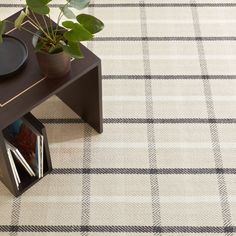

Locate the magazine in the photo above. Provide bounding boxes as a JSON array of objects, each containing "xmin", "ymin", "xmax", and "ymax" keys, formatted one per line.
[
  {"xmin": 6, "ymin": 146, "xmax": 20, "ymax": 189},
  {"xmin": 4, "ymin": 118, "xmax": 44, "ymax": 181},
  {"xmin": 5, "ymin": 140, "xmax": 35, "ymax": 177}
]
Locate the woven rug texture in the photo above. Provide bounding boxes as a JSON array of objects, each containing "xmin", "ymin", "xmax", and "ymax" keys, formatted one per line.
[{"xmin": 0, "ymin": 0, "xmax": 236, "ymax": 235}]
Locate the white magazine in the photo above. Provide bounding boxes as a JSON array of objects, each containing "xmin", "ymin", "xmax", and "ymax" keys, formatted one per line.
[
  {"xmin": 7, "ymin": 149, "xmax": 20, "ymax": 189},
  {"xmin": 6, "ymin": 140, "xmax": 36, "ymax": 177}
]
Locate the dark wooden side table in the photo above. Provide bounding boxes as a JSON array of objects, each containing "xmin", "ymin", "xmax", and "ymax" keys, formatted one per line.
[{"xmin": 0, "ymin": 11, "xmax": 103, "ymax": 196}]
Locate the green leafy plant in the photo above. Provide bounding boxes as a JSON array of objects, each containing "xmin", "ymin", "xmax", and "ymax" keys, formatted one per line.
[{"xmin": 0, "ymin": 0, "xmax": 104, "ymax": 58}]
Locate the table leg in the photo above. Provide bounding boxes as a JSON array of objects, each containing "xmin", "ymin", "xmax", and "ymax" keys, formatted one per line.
[{"xmin": 56, "ymin": 63, "xmax": 103, "ymax": 133}]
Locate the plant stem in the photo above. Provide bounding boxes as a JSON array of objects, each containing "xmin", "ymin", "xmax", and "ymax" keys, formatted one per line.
[
  {"xmin": 54, "ymin": 2, "xmax": 70, "ymax": 35},
  {"xmin": 25, "ymin": 15, "xmax": 40, "ymax": 29},
  {"xmin": 48, "ymin": 13, "xmax": 55, "ymax": 39},
  {"xmin": 27, "ymin": 15, "xmax": 46, "ymax": 33},
  {"xmin": 42, "ymin": 15, "xmax": 50, "ymax": 35},
  {"xmin": 55, "ymin": 11, "xmax": 63, "ymax": 35},
  {"xmin": 31, "ymin": 11, "xmax": 43, "ymax": 29},
  {"xmin": 30, "ymin": 10, "xmax": 54, "ymax": 42},
  {"xmin": 5, "ymin": 20, "xmax": 47, "ymax": 41}
]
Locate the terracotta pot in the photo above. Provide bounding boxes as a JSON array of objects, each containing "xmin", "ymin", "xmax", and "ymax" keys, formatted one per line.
[{"xmin": 32, "ymin": 32, "xmax": 71, "ymax": 79}]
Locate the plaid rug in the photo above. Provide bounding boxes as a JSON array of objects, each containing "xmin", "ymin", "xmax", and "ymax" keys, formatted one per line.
[{"xmin": 0, "ymin": 0, "xmax": 236, "ymax": 235}]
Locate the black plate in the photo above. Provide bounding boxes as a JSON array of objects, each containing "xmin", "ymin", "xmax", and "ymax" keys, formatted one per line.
[{"xmin": 0, "ymin": 35, "xmax": 28, "ymax": 78}]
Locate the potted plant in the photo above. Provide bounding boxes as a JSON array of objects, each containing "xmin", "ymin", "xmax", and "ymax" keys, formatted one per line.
[{"xmin": 0, "ymin": 0, "xmax": 104, "ymax": 78}]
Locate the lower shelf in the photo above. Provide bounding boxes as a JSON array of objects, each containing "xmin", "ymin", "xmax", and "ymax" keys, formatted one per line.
[{"xmin": 0, "ymin": 112, "xmax": 52, "ymax": 196}]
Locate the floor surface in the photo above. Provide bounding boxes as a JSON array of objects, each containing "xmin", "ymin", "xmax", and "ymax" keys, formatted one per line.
[{"xmin": 0, "ymin": 0, "xmax": 236, "ymax": 235}]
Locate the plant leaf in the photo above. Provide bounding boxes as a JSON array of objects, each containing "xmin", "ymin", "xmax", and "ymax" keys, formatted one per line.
[
  {"xmin": 49, "ymin": 44, "xmax": 63, "ymax": 54},
  {"xmin": 0, "ymin": 20, "xmax": 6, "ymax": 44},
  {"xmin": 62, "ymin": 41, "xmax": 83, "ymax": 59},
  {"xmin": 76, "ymin": 14, "xmax": 104, "ymax": 34},
  {"xmin": 69, "ymin": 0, "xmax": 90, "ymax": 10},
  {"xmin": 62, "ymin": 20, "xmax": 75, "ymax": 29},
  {"xmin": 30, "ymin": 5, "xmax": 50, "ymax": 15},
  {"xmin": 60, "ymin": 6, "xmax": 76, "ymax": 19},
  {"xmin": 26, "ymin": 0, "xmax": 51, "ymax": 8},
  {"xmin": 14, "ymin": 10, "xmax": 27, "ymax": 29},
  {"xmin": 34, "ymin": 39, "xmax": 44, "ymax": 51},
  {"xmin": 27, "ymin": 0, "xmax": 51, "ymax": 15},
  {"xmin": 63, "ymin": 23, "xmax": 93, "ymax": 42}
]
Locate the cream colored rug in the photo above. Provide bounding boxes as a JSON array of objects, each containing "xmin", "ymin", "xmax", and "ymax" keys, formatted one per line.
[{"xmin": 0, "ymin": 0, "xmax": 236, "ymax": 235}]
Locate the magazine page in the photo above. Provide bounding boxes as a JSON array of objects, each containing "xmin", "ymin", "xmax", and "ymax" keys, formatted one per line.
[{"xmin": 4, "ymin": 119, "xmax": 39, "ymax": 177}]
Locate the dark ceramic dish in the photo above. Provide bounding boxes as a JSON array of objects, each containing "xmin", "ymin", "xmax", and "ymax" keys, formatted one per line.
[{"xmin": 0, "ymin": 35, "xmax": 28, "ymax": 78}]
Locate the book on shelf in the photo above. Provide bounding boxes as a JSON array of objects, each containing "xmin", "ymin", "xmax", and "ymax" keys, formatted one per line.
[
  {"xmin": 22, "ymin": 118, "xmax": 44, "ymax": 178},
  {"xmin": 3, "ymin": 118, "xmax": 44, "ymax": 188},
  {"xmin": 5, "ymin": 140, "xmax": 35, "ymax": 177},
  {"xmin": 6, "ymin": 146, "xmax": 20, "ymax": 189}
]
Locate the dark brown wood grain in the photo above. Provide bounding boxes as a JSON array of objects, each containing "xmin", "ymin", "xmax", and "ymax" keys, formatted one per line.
[
  {"xmin": 0, "ymin": 10, "xmax": 103, "ymax": 196},
  {"xmin": 0, "ymin": 10, "xmax": 103, "ymax": 132}
]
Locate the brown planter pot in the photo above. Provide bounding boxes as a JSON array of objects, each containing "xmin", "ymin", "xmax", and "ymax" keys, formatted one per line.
[
  {"xmin": 32, "ymin": 32, "xmax": 71, "ymax": 79},
  {"xmin": 35, "ymin": 50, "xmax": 71, "ymax": 79}
]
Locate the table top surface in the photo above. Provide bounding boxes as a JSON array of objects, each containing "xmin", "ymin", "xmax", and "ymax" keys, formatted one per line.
[{"xmin": 0, "ymin": 10, "xmax": 100, "ymax": 130}]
